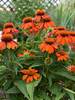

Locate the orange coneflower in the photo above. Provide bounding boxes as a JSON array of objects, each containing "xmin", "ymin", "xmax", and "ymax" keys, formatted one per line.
[
  {"xmin": 54, "ymin": 30, "xmax": 75, "ymax": 36},
  {"xmin": 3, "ymin": 22, "xmax": 19, "ymax": 36},
  {"xmin": 0, "ymin": 33, "xmax": 18, "ymax": 50},
  {"xmin": 34, "ymin": 9, "xmax": 45, "ymax": 22},
  {"xmin": 21, "ymin": 17, "xmax": 33, "ymax": 29},
  {"xmin": 23, "ymin": 17, "xmax": 32, "ymax": 23},
  {"xmin": 67, "ymin": 65, "xmax": 75, "ymax": 72},
  {"xmin": 53, "ymin": 26, "xmax": 66, "ymax": 31},
  {"xmin": 35, "ymin": 13, "xmax": 55, "ymax": 29},
  {"xmin": 7, "ymin": 41, "xmax": 18, "ymax": 49},
  {"xmin": 42, "ymin": 15, "xmax": 55, "ymax": 28},
  {"xmin": 53, "ymin": 27, "xmax": 67, "ymax": 36},
  {"xmin": 39, "ymin": 37, "xmax": 58, "ymax": 54},
  {"xmin": 4, "ymin": 22, "xmax": 14, "ymax": 28},
  {"xmin": 22, "ymin": 9, "xmax": 55, "ymax": 30},
  {"xmin": 20, "ymin": 68, "xmax": 41, "ymax": 83},
  {"xmin": 54, "ymin": 29, "xmax": 75, "ymax": 45},
  {"xmin": 56, "ymin": 35, "xmax": 72, "ymax": 45},
  {"xmin": 2, "ymin": 33, "xmax": 13, "ymax": 42},
  {"xmin": 21, "ymin": 17, "xmax": 39, "ymax": 34},
  {"xmin": 3, "ymin": 28, "xmax": 12, "ymax": 34},
  {"xmin": 56, "ymin": 51, "xmax": 69, "ymax": 61},
  {"xmin": 36, "ymin": 9, "xmax": 45, "ymax": 16},
  {"xmin": 18, "ymin": 50, "xmax": 35, "ymax": 57},
  {"xmin": 3, "ymin": 28, "xmax": 19, "ymax": 35},
  {"xmin": 0, "ymin": 40, "xmax": 18, "ymax": 50},
  {"xmin": 29, "ymin": 25, "xmax": 39, "ymax": 34}
]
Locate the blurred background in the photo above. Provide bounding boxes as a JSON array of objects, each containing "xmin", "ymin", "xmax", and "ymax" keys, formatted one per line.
[{"xmin": 0, "ymin": 0, "xmax": 75, "ymax": 30}]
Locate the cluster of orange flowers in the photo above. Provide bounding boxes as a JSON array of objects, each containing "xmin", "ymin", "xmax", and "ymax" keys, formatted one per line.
[
  {"xmin": 0, "ymin": 9, "xmax": 75, "ymax": 83},
  {"xmin": 39, "ymin": 37, "xmax": 69, "ymax": 61},
  {"xmin": 0, "ymin": 23, "xmax": 18, "ymax": 50},
  {"xmin": 20, "ymin": 68, "xmax": 41, "ymax": 83},
  {"xmin": 20, "ymin": 9, "xmax": 55, "ymax": 34},
  {"xmin": 37, "ymin": 10, "xmax": 75, "ymax": 63}
]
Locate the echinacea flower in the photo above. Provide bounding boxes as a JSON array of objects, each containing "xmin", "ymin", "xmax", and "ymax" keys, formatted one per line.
[
  {"xmin": 4, "ymin": 22, "xmax": 14, "ymax": 28},
  {"xmin": 29, "ymin": 25, "xmax": 39, "ymax": 34},
  {"xmin": 53, "ymin": 26, "xmax": 66, "ymax": 31},
  {"xmin": 21, "ymin": 17, "xmax": 39, "ymax": 34},
  {"xmin": 54, "ymin": 30, "xmax": 75, "ymax": 36},
  {"xmin": 3, "ymin": 28, "xmax": 19, "ymax": 36},
  {"xmin": 0, "ymin": 40, "xmax": 18, "ymax": 50},
  {"xmin": 34, "ymin": 9, "xmax": 45, "ymax": 22},
  {"xmin": 18, "ymin": 50, "xmax": 35, "ymax": 57},
  {"xmin": 39, "ymin": 37, "xmax": 58, "ymax": 54},
  {"xmin": 42, "ymin": 15, "xmax": 55, "ymax": 28},
  {"xmin": 56, "ymin": 51, "xmax": 69, "ymax": 61},
  {"xmin": 36, "ymin": 9, "xmax": 45, "ymax": 16},
  {"xmin": 2, "ymin": 33, "xmax": 13, "ymax": 42},
  {"xmin": 7, "ymin": 41, "xmax": 18, "ymax": 49},
  {"xmin": 34, "ymin": 13, "xmax": 55, "ymax": 29},
  {"xmin": 21, "ymin": 17, "xmax": 33, "ymax": 29},
  {"xmin": 67, "ymin": 65, "xmax": 75, "ymax": 72},
  {"xmin": 53, "ymin": 28, "xmax": 75, "ymax": 44},
  {"xmin": 3, "ymin": 22, "xmax": 19, "ymax": 36},
  {"xmin": 0, "ymin": 33, "xmax": 18, "ymax": 50},
  {"xmin": 56, "ymin": 35, "xmax": 72, "ymax": 45},
  {"xmin": 22, "ymin": 17, "xmax": 32, "ymax": 23},
  {"xmin": 20, "ymin": 68, "xmax": 41, "ymax": 83}
]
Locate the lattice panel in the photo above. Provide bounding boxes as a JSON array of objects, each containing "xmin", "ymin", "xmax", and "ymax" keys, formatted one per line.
[
  {"xmin": 0, "ymin": 0, "xmax": 60, "ymax": 11},
  {"xmin": 0, "ymin": 0, "xmax": 14, "ymax": 11}
]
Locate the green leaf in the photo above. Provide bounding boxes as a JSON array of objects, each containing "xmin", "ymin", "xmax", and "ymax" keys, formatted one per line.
[
  {"xmin": 34, "ymin": 96, "xmax": 43, "ymax": 100},
  {"xmin": 7, "ymin": 86, "xmax": 20, "ymax": 94},
  {"xmin": 30, "ymin": 64, "xmax": 41, "ymax": 68},
  {"xmin": 53, "ymin": 68, "xmax": 75, "ymax": 81},
  {"xmin": 50, "ymin": 83, "xmax": 62, "ymax": 96},
  {"xmin": 67, "ymin": 92, "xmax": 75, "ymax": 100},
  {"xmin": 55, "ymin": 93, "xmax": 65, "ymax": 100},
  {"xmin": 0, "ymin": 65, "xmax": 6, "ymax": 72},
  {"xmin": 48, "ymin": 75, "xmax": 52, "ymax": 87},
  {"xmin": 34, "ymin": 90, "xmax": 51, "ymax": 100},
  {"xmin": 63, "ymin": 87, "xmax": 75, "ymax": 94},
  {"xmin": 14, "ymin": 78, "xmax": 41, "ymax": 100},
  {"xmin": 14, "ymin": 80, "xmax": 29, "ymax": 99},
  {"xmin": 26, "ymin": 77, "xmax": 41, "ymax": 100}
]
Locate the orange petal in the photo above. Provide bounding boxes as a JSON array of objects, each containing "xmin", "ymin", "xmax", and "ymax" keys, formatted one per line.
[
  {"xmin": 26, "ymin": 76, "xmax": 33, "ymax": 83},
  {"xmin": 0, "ymin": 42, "xmax": 6, "ymax": 50},
  {"xmin": 33, "ymin": 73, "xmax": 40, "ymax": 80},
  {"xmin": 22, "ymin": 75, "xmax": 28, "ymax": 81},
  {"xmin": 7, "ymin": 41, "xmax": 18, "ymax": 49}
]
